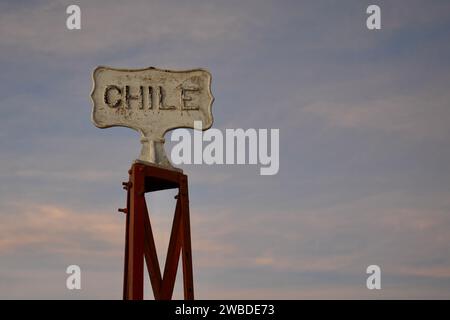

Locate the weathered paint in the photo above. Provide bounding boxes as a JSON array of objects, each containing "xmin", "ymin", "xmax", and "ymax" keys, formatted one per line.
[{"xmin": 91, "ymin": 66, "xmax": 214, "ymax": 169}]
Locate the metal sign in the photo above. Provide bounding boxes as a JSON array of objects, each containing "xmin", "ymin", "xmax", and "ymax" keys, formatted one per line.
[{"xmin": 91, "ymin": 66, "xmax": 214, "ymax": 169}]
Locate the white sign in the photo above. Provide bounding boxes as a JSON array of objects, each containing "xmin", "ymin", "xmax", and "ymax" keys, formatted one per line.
[{"xmin": 91, "ymin": 66, "xmax": 214, "ymax": 170}]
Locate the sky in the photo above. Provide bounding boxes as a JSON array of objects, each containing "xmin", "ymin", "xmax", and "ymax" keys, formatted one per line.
[{"xmin": 1, "ymin": 0, "xmax": 450, "ymax": 299}]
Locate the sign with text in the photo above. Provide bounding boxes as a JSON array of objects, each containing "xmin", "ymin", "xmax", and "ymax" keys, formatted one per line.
[{"xmin": 91, "ymin": 66, "xmax": 214, "ymax": 169}]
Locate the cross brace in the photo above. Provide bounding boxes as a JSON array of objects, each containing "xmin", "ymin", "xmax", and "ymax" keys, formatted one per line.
[{"xmin": 121, "ymin": 163, "xmax": 194, "ymax": 300}]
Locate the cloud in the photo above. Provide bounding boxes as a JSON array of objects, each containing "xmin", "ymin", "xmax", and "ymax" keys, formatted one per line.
[
  {"xmin": 12, "ymin": 169, "xmax": 119, "ymax": 183},
  {"xmin": 298, "ymin": 75, "xmax": 450, "ymax": 141},
  {"xmin": 1, "ymin": 186, "xmax": 450, "ymax": 298},
  {"xmin": 193, "ymin": 189, "xmax": 450, "ymax": 293},
  {"xmin": 1, "ymin": 0, "xmax": 450, "ymax": 299},
  {"xmin": 0, "ymin": 0, "xmax": 262, "ymax": 56},
  {"xmin": 0, "ymin": 203, "xmax": 123, "ymax": 256}
]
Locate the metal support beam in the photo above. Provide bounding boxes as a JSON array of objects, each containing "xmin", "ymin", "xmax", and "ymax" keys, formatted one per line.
[{"xmin": 121, "ymin": 163, "xmax": 194, "ymax": 300}]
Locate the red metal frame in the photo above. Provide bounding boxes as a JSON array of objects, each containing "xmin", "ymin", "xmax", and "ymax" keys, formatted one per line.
[{"xmin": 120, "ymin": 163, "xmax": 194, "ymax": 300}]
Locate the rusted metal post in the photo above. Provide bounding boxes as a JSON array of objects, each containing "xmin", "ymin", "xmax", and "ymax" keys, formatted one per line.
[
  {"xmin": 180, "ymin": 175, "xmax": 194, "ymax": 300},
  {"xmin": 126, "ymin": 165, "xmax": 145, "ymax": 299},
  {"xmin": 122, "ymin": 162, "xmax": 194, "ymax": 300},
  {"xmin": 122, "ymin": 178, "xmax": 131, "ymax": 299}
]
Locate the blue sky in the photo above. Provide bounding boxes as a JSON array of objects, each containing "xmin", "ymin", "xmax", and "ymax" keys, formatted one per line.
[{"xmin": 1, "ymin": 0, "xmax": 450, "ymax": 299}]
